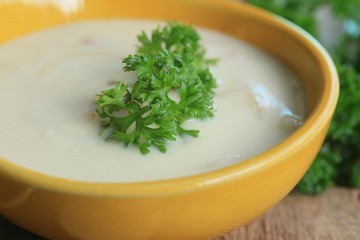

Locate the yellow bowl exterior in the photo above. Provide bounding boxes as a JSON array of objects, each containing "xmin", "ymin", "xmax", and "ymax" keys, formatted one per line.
[{"xmin": 0, "ymin": 0, "xmax": 339, "ymax": 239}]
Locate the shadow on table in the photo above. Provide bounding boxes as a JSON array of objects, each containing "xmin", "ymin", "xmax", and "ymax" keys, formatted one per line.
[{"xmin": 0, "ymin": 217, "xmax": 46, "ymax": 240}]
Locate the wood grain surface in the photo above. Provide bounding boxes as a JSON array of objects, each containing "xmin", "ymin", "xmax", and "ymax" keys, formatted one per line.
[{"xmin": 1, "ymin": 187, "xmax": 359, "ymax": 240}]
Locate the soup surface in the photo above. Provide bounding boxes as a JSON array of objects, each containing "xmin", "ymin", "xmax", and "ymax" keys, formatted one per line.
[{"xmin": 0, "ymin": 20, "xmax": 305, "ymax": 182}]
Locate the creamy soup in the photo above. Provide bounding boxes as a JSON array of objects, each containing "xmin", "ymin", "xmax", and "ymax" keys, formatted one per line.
[{"xmin": 0, "ymin": 20, "xmax": 305, "ymax": 182}]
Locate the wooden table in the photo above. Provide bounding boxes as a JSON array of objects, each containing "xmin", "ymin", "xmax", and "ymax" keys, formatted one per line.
[{"xmin": 1, "ymin": 187, "xmax": 359, "ymax": 240}]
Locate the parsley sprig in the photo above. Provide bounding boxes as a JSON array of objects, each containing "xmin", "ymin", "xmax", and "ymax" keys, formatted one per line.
[{"xmin": 96, "ymin": 22, "xmax": 217, "ymax": 154}]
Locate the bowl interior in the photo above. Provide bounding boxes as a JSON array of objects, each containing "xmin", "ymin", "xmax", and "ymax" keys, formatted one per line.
[{"xmin": 0, "ymin": 0, "xmax": 338, "ymax": 195}]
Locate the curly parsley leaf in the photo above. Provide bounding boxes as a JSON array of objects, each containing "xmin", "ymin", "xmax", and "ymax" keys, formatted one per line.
[{"xmin": 96, "ymin": 22, "xmax": 217, "ymax": 154}]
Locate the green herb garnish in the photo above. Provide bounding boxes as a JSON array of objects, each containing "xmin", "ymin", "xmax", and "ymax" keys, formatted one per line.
[{"xmin": 95, "ymin": 22, "xmax": 217, "ymax": 154}]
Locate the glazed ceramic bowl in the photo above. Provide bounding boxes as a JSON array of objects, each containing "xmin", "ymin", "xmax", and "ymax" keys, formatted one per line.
[{"xmin": 0, "ymin": 0, "xmax": 338, "ymax": 239}]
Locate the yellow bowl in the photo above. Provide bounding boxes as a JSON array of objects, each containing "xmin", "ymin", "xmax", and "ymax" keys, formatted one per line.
[{"xmin": 0, "ymin": 0, "xmax": 339, "ymax": 239}]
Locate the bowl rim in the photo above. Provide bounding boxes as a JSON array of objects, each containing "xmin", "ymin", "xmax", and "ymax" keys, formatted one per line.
[{"xmin": 0, "ymin": 0, "xmax": 339, "ymax": 196}]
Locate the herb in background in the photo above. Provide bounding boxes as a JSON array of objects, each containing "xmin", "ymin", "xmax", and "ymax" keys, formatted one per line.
[
  {"xmin": 96, "ymin": 22, "xmax": 217, "ymax": 154},
  {"xmin": 248, "ymin": 0, "xmax": 360, "ymax": 194}
]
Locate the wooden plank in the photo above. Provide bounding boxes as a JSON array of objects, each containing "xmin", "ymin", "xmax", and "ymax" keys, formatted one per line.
[
  {"xmin": 1, "ymin": 187, "xmax": 359, "ymax": 239},
  {"xmin": 215, "ymin": 187, "xmax": 360, "ymax": 240}
]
